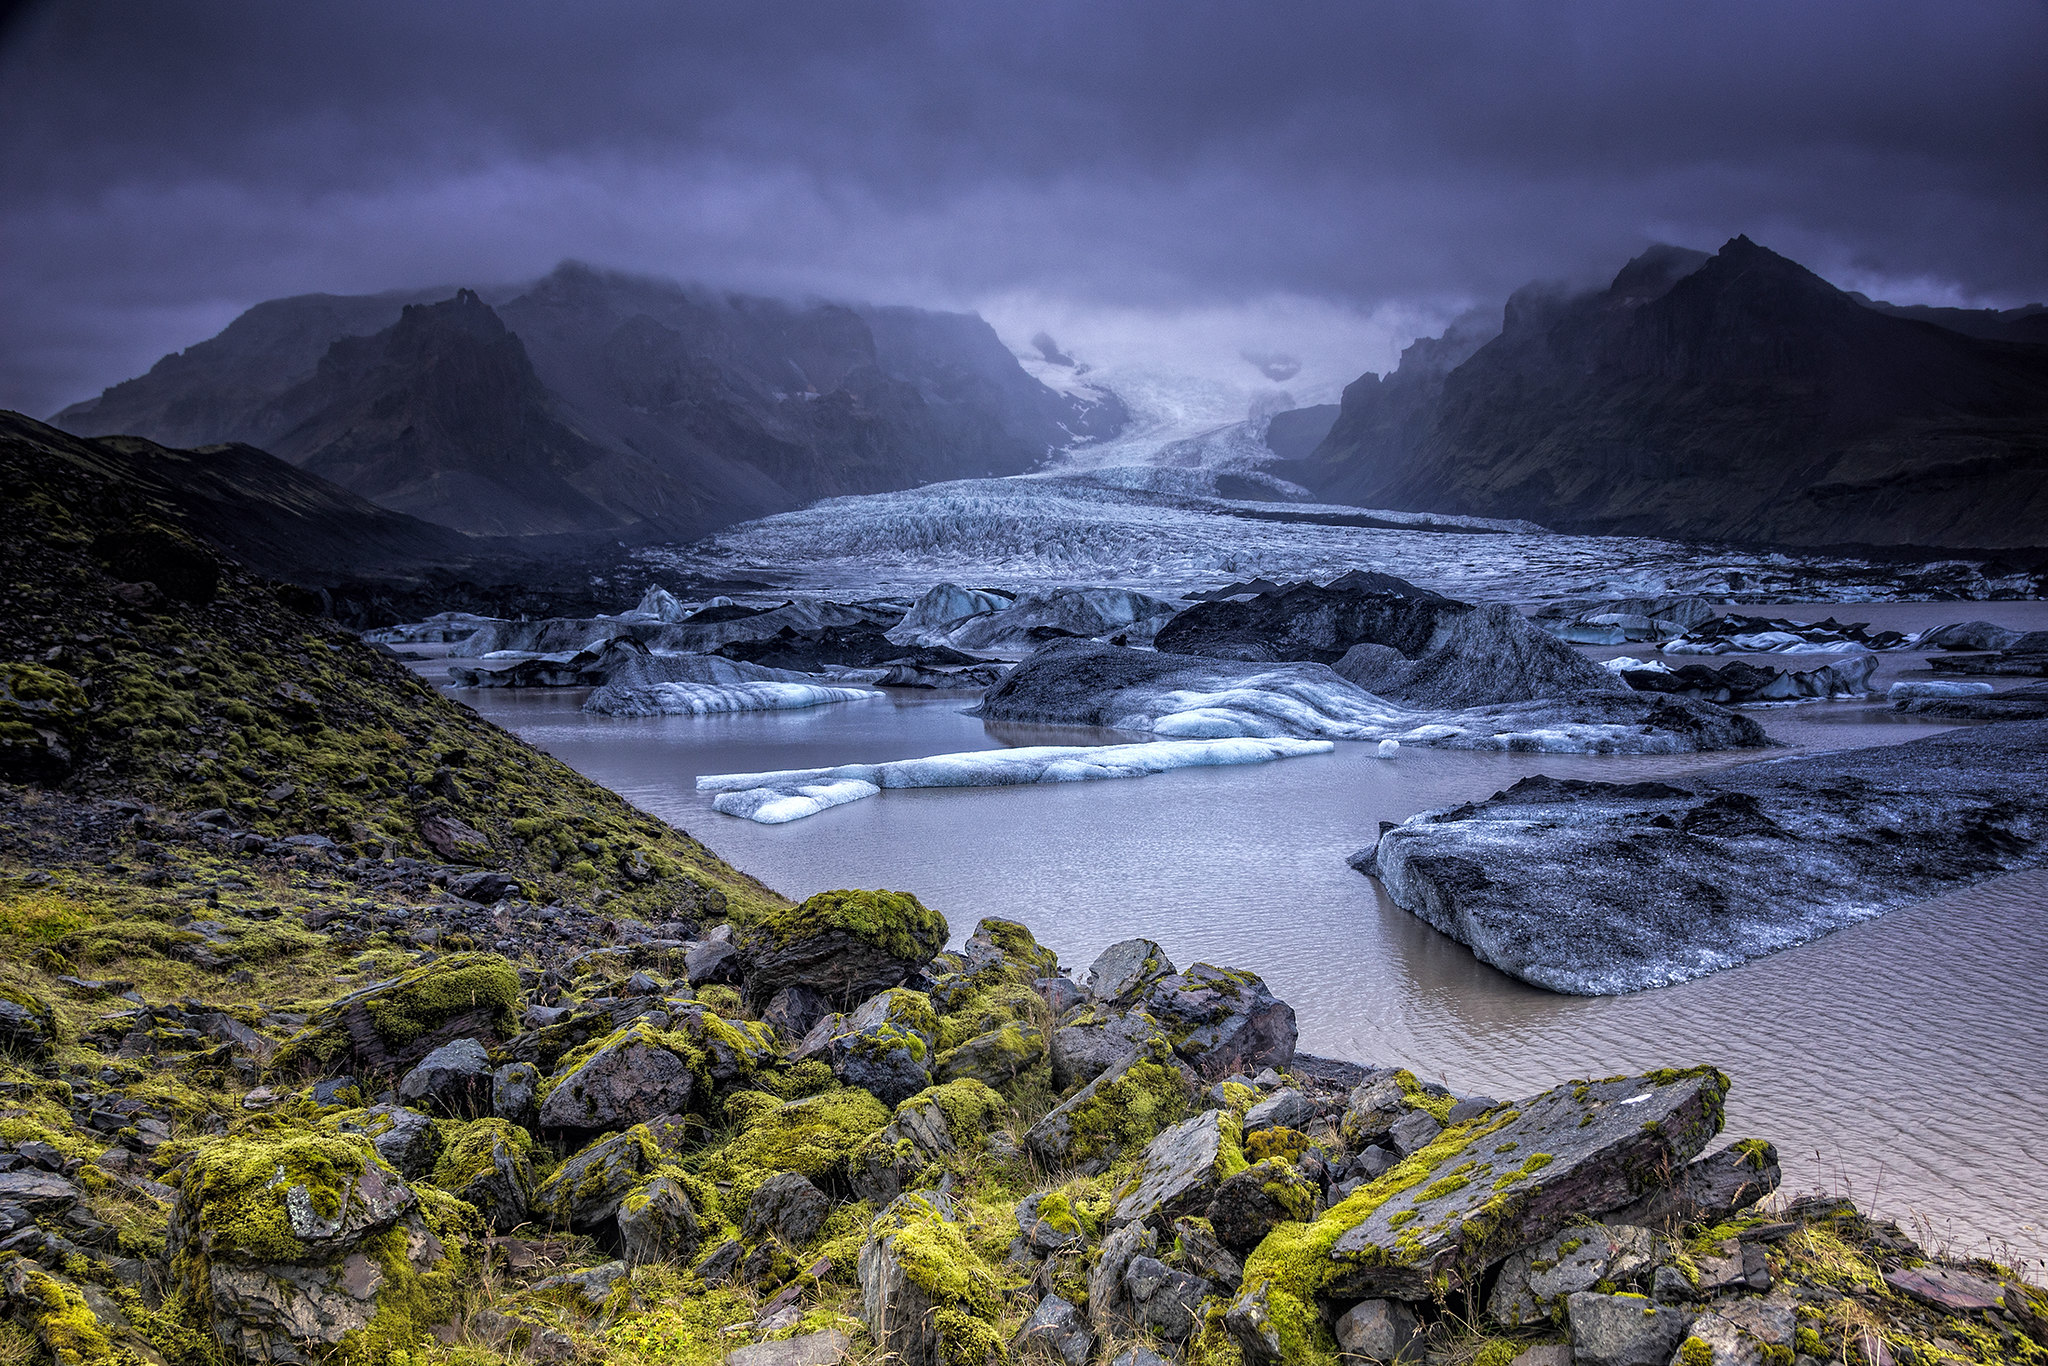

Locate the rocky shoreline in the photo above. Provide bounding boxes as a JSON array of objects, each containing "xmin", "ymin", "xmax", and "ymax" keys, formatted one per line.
[{"xmin": 1, "ymin": 424, "xmax": 2043, "ymax": 1366}]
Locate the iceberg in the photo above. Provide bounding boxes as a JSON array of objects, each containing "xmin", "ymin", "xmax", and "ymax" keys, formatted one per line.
[
  {"xmin": 698, "ymin": 736, "xmax": 1334, "ymax": 823},
  {"xmin": 583, "ymin": 680, "xmax": 879, "ymax": 717}
]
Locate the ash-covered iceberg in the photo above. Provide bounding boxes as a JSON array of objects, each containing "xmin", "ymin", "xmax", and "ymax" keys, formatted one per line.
[
  {"xmin": 698, "ymin": 736, "xmax": 1333, "ymax": 823},
  {"xmin": 584, "ymin": 679, "xmax": 879, "ymax": 717},
  {"xmin": 974, "ymin": 639, "xmax": 1765, "ymax": 753}
]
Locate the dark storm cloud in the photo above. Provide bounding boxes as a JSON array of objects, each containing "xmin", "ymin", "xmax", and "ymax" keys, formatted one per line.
[{"xmin": 3, "ymin": 0, "xmax": 2044, "ymax": 415}]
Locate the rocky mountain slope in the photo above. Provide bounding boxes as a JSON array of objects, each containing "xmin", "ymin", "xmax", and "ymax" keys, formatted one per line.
[
  {"xmin": 55, "ymin": 263, "xmax": 1124, "ymax": 539},
  {"xmin": 1296, "ymin": 238, "xmax": 2048, "ymax": 550}
]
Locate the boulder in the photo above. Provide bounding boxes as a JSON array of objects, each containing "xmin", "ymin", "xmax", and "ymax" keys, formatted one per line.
[
  {"xmin": 491, "ymin": 1062, "xmax": 540, "ymax": 1129},
  {"xmin": 0, "ymin": 988, "xmax": 55, "ymax": 1060},
  {"xmin": 1172, "ymin": 1215, "xmax": 1245, "ymax": 1289},
  {"xmin": 537, "ymin": 1021, "xmax": 698, "ymax": 1133},
  {"xmin": 1685, "ymin": 1295, "xmax": 1798, "ymax": 1366},
  {"xmin": 1049, "ymin": 1005, "xmax": 1160, "ymax": 1090},
  {"xmin": 1026, "ymin": 1050, "xmax": 1193, "ymax": 1168},
  {"xmin": 1086, "ymin": 939, "xmax": 1177, "ymax": 1002},
  {"xmin": 744, "ymin": 1173, "xmax": 831, "ymax": 1247},
  {"xmin": 857, "ymin": 1191, "xmax": 1005, "ymax": 1366},
  {"xmin": 1271, "ymin": 1068, "xmax": 1728, "ymax": 1303},
  {"xmin": 1897, "ymin": 680, "xmax": 2048, "ymax": 717},
  {"xmin": 1603, "ymin": 1141, "xmax": 1781, "ymax": 1229},
  {"xmin": 1366, "ymin": 722, "xmax": 2048, "ymax": 994},
  {"xmin": 396, "ymin": 1038, "xmax": 493, "ymax": 1116},
  {"xmin": 851, "ymin": 1079, "xmax": 1006, "ymax": 1205},
  {"xmin": 446, "ymin": 869, "xmax": 519, "ymax": 903},
  {"xmin": 1568, "ymin": 1292, "xmax": 1695, "ymax": 1366},
  {"xmin": 1012, "ymin": 1292, "xmax": 1095, "ymax": 1366},
  {"xmin": 1243, "ymin": 1087, "xmax": 1314, "ymax": 1133},
  {"xmin": 429, "ymin": 1119, "xmax": 533, "ymax": 1233},
  {"xmin": 532, "ymin": 1125, "xmax": 665, "ymax": 1232},
  {"xmin": 726, "ymin": 1328, "xmax": 853, "ymax": 1366},
  {"xmin": 963, "ymin": 917, "xmax": 1061, "ymax": 978},
  {"xmin": 1137, "ymin": 963, "xmax": 1298, "ymax": 1079},
  {"xmin": 1015, "ymin": 1192, "xmax": 1086, "ymax": 1256},
  {"xmin": 686, "ymin": 939, "xmax": 743, "ymax": 986},
  {"xmin": 1223, "ymin": 1280, "xmax": 1289, "ymax": 1365},
  {"xmin": 418, "ymin": 814, "xmax": 489, "ymax": 863},
  {"xmin": 762, "ymin": 985, "xmax": 832, "ymax": 1040},
  {"xmin": 1389, "ymin": 1109, "xmax": 1443, "ymax": 1155},
  {"xmin": 740, "ymin": 888, "xmax": 948, "ymax": 1010},
  {"xmin": 1123, "ymin": 1255, "xmax": 1212, "ymax": 1341},
  {"xmin": 1088, "ymin": 1221, "xmax": 1158, "ymax": 1332},
  {"xmin": 331, "ymin": 1105, "xmax": 441, "ymax": 1181},
  {"xmin": 934, "ymin": 1022, "xmax": 1046, "ymax": 1087},
  {"xmin": 271, "ymin": 952, "xmax": 521, "ymax": 1075},
  {"xmin": 808, "ymin": 988, "xmax": 938, "ymax": 1107},
  {"xmin": 1207, "ymin": 1157, "xmax": 1319, "ymax": 1252},
  {"xmin": 1488, "ymin": 1225, "xmax": 1660, "ymax": 1325},
  {"xmin": 1334, "ymin": 1297, "xmax": 1425, "ymax": 1364},
  {"xmin": 1332, "ymin": 602, "xmax": 1629, "ymax": 708},
  {"xmin": 618, "ymin": 1175, "xmax": 702, "ymax": 1267},
  {"xmin": 167, "ymin": 1132, "xmax": 461, "ymax": 1364},
  {"xmin": 1110, "ymin": 1109, "xmax": 1246, "ymax": 1233}
]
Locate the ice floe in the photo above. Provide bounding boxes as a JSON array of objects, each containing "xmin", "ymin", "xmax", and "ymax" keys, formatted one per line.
[
  {"xmin": 698, "ymin": 736, "xmax": 1334, "ymax": 822},
  {"xmin": 583, "ymin": 680, "xmax": 879, "ymax": 717}
]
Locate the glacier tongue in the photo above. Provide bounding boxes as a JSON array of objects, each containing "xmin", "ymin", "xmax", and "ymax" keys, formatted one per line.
[{"xmin": 697, "ymin": 736, "xmax": 1334, "ymax": 823}]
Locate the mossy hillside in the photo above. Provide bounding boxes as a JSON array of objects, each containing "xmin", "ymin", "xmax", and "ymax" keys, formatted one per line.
[
  {"xmin": 0, "ymin": 429, "xmax": 781, "ymax": 924},
  {"xmin": 747, "ymin": 888, "xmax": 946, "ymax": 963}
]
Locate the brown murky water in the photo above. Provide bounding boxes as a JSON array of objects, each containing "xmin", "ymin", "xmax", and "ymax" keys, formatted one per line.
[{"xmin": 424, "ymin": 599, "xmax": 2048, "ymax": 1267}]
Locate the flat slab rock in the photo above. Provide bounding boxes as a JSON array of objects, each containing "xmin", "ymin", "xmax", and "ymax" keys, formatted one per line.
[
  {"xmin": 1320, "ymin": 1068, "xmax": 1727, "ymax": 1301},
  {"xmin": 1363, "ymin": 719, "xmax": 2048, "ymax": 994}
]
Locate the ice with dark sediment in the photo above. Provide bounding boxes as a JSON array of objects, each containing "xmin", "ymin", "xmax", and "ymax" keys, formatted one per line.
[
  {"xmin": 583, "ymin": 679, "xmax": 879, "ymax": 717},
  {"xmin": 907, "ymin": 586, "xmax": 1181, "ymax": 651},
  {"xmin": 974, "ymin": 639, "xmax": 1766, "ymax": 754},
  {"xmin": 1604, "ymin": 653, "xmax": 1879, "ymax": 705},
  {"xmin": 1358, "ymin": 719, "xmax": 2048, "ymax": 994},
  {"xmin": 697, "ymin": 736, "xmax": 1333, "ymax": 823},
  {"xmin": 884, "ymin": 582, "xmax": 1014, "ymax": 644},
  {"xmin": 451, "ymin": 596, "xmax": 904, "ymax": 658},
  {"xmin": 448, "ymin": 637, "xmax": 817, "ymax": 689}
]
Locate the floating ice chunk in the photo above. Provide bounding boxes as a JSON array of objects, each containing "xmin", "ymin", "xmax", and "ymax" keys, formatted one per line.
[
  {"xmin": 1601, "ymin": 656, "xmax": 1673, "ymax": 674},
  {"xmin": 697, "ymin": 737, "xmax": 1333, "ymax": 822},
  {"xmin": 1377, "ymin": 739, "xmax": 1400, "ymax": 758},
  {"xmin": 584, "ymin": 681, "xmax": 879, "ymax": 717},
  {"xmin": 1887, "ymin": 680, "xmax": 1996, "ymax": 701},
  {"xmin": 712, "ymin": 779, "xmax": 880, "ymax": 824}
]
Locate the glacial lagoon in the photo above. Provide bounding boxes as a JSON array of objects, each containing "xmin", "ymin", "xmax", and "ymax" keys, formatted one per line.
[{"xmin": 423, "ymin": 598, "xmax": 2048, "ymax": 1267}]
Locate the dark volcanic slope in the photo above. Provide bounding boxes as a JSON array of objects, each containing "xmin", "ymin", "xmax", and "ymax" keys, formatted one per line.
[
  {"xmin": 1303, "ymin": 238, "xmax": 2048, "ymax": 550},
  {"xmin": 55, "ymin": 263, "xmax": 1122, "ymax": 539},
  {"xmin": 0, "ymin": 409, "xmax": 478, "ymax": 583}
]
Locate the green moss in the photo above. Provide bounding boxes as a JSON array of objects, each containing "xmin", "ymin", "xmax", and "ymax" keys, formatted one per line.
[
  {"xmin": 173, "ymin": 1130, "xmax": 391, "ymax": 1264},
  {"xmin": 5, "ymin": 1265, "xmax": 119, "ymax": 1366},
  {"xmin": 751, "ymin": 888, "xmax": 947, "ymax": 963},
  {"xmin": 270, "ymin": 952, "xmax": 520, "ymax": 1074},
  {"xmin": 1059, "ymin": 1055, "xmax": 1190, "ymax": 1164},
  {"xmin": 867, "ymin": 1190, "xmax": 1004, "ymax": 1360},
  {"xmin": 1493, "ymin": 1152, "xmax": 1554, "ymax": 1191},
  {"xmin": 431, "ymin": 1118, "xmax": 531, "ymax": 1190},
  {"xmin": 1730, "ymin": 1138, "xmax": 1773, "ymax": 1170},
  {"xmin": 716, "ymin": 1088, "xmax": 892, "ymax": 1182},
  {"xmin": 1680, "ymin": 1337, "xmax": 1714, "ymax": 1366},
  {"xmin": 1214, "ymin": 1080, "xmax": 1258, "ymax": 1115}
]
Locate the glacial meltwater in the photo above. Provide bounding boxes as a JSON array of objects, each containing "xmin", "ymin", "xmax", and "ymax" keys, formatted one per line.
[{"xmin": 420, "ymin": 598, "xmax": 2048, "ymax": 1268}]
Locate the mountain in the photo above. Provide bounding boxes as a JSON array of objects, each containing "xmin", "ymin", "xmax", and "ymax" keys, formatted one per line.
[
  {"xmin": 54, "ymin": 263, "xmax": 1124, "ymax": 538},
  {"xmin": 1261, "ymin": 403, "xmax": 1340, "ymax": 461},
  {"xmin": 0, "ymin": 409, "xmax": 484, "ymax": 582},
  {"xmin": 1298, "ymin": 238, "xmax": 2048, "ymax": 550}
]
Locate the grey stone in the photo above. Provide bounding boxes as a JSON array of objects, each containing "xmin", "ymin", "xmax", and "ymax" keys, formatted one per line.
[
  {"xmin": 1108, "ymin": 1351, "xmax": 1174, "ymax": 1366},
  {"xmin": 1342, "ymin": 1074, "xmax": 1417, "ymax": 1145},
  {"xmin": 538, "ymin": 1021, "xmax": 696, "ymax": 1132},
  {"xmin": 439, "ymin": 1125, "xmax": 533, "ymax": 1233},
  {"xmin": 686, "ymin": 939, "xmax": 742, "ymax": 986},
  {"xmin": 1447, "ymin": 1096, "xmax": 1499, "ymax": 1123},
  {"xmin": 1369, "ymin": 722, "xmax": 2048, "ymax": 994},
  {"xmin": 447, "ymin": 870, "xmax": 519, "ymax": 904},
  {"xmin": 697, "ymin": 1238, "xmax": 745, "ymax": 1285},
  {"xmin": 858, "ymin": 1191, "xmax": 999, "ymax": 1366},
  {"xmin": 1110, "ymin": 1109, "xmax": 1238, "ymax": 1233},
  {"xmin": 1223, "ymin": 1280, "xmax": 1287, "ymax": 1364},
  {"xmin": 1334, "ymin": 1297, "xmax": 1424, "ymax": 1364},
  {"xmin": 743, "ymin": 1173, "xmax": 830, "ymax": 1247},
  {"xmin": 1512, "ymin": 1346, "xmax": 1572, "ymax": 1366},
  {"xmin": 1389, "ymin": 1109, "xmax": 1443, "ymax": 1155},
  {"xmin": 725, "ymin": 1328, "xmax": 852, "ymax": 1366},
  {"xmin": 1015, "ymin": 1193, "xmax": 1084, "ymax": 1255},
  {"xmin": 1651, "ymin": 1266, "xmax": 1694, "ymax": 1303},
  {"xmin": 1085, "ymin": 939, "xmax": 1176, "ymax": 1002},
  {"xmin": 490, "ymin": 1062, "xmax": 539, "ymax": 1128},
  {"xmin": 1318, "ymin": 1069, "xmax": 1729, "ymax": 1302},
  {"xmin": 1049, "ymin": 1008, "xmax": 1157, "ymax": 1090},
  {"xmin": 762, "ymin": 985, "xmax": 831, "ymax": 1041},
  {"xmin": 1243, "ymin": 1087, "xmax": 1313, "ymax": 1133},
  {"xmin": 1025, "ymin": 1050, "xmax": 1192, "ymax": 1169},
  {"xmin": 529, "ymin": 1259, "xmax": 627, "ymax": 1311},
  {"xmin": 335, "ymin": 1105, "xmax": 440, "ymax": 1181},
  {"xmin": 1136, "ymin": 962, "xmax": 1297, "ymax": 1079},
  {"xmin": 1605, "ymin": 1143, "xmax": 1782, "ymax": 1230},
  {"xmin": 1352, "ymin": 1144, "xmax": 1398, "ymax": 1179},
  {"xmin": 1172, "ymin": 1215, "xmax": 1244, "ymax": 1290},
  {"xmin": 1490, "ymin": 1225, "xmax": 1660, "ymax": 1326},
  {"xmin": 1087, "ymin": 1221, "xmax": 1157, "ymax": 1332},
  {"xmin": 1206, "ymin": 1158, "xmax": 1318, "ymax": 1253},
  {"xmin": 533, "ymin": 1126, "xmax": 661, "ymax": 1231},
  {"xmin": 1686, "ymin": 1296, "xmax": 1798, "ymax": 1366},
  {"xmin": 1123, "ymin": 1255, "xmax": 1211, "ymax": 1341},
  {"xmin": 936, "ymin": 1023, "xmax": 1046, "ymax": 1087},
  {"xmin": 619, "ymin": 1176, "xmax": 701, "ymax": 1267},
  {"xmin": 1012, "ymin": 1293, "xmax": 1094, "ymax": 1366},
  {"xmin": 816, "ymin": 989, "xmax": 937, "ymax": 1107},
  {"xmin": 1035, "ymin": 976, "xmax": 1085, "ymax": 1015},
  {"xmin": 396, "ymin": 1038, "xmax": 493, "ymax": 1116},
  {"xmin": 1567, "ymin": 1292, "xmax": 1695, "ymax": 1366},
  {"xmin": 0, "ymin": 1171, "xmax": 81, "ymax": 1214}
]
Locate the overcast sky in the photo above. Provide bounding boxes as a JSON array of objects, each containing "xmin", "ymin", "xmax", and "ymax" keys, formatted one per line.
[{"xmin": 3, "ymin": 0, "xmax": 2044, "ymax": 417}]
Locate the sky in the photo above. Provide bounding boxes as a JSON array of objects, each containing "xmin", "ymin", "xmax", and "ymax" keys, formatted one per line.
[{"xmin": 3, "ymin": 0, "xmax": 2045, "ymax": 418}]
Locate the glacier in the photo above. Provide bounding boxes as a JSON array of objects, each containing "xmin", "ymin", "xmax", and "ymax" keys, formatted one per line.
[{"xmin": 698, "ymin": 736, "xmax": 1334, "ymax": 823}]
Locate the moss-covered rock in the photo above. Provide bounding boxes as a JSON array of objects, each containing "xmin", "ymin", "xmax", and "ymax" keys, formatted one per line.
[
  {"xmin": 856, "ymin": 1190, "xmax": 1007, "ymax": 1366},
  {"xmin": 271, "ymin": 952, "xmax": 521, "ymax": 1077},
  {"xmin": 531, "ymin": 1124, "xmax": 667, "ymax": 1234},
  {"xmin": 0, "ymin": 983, "xmax": 56, "ymax": 1060},
  {"xmin": 1026, "ymin": 1045, "xmax": 1194, "ymax": 1168},
  {"xmin": 850, "ymin": 1078, "xmax": 1009, "ymax": 1205},
  {"xmin": 715, "ymin": 1087, "xmax": 893, "ymax": 1193},
  {"xmin": 804, "ymin": 987, "xmax": 940, "ymax": 1106},
  {"xmin": 537, "ymin": 1020, "xmax": 701, "ymax": 1133},
  {"xmin": 166, "ymin": 1130, "xmax": 468, "ymax": 1363},
  {"xmin": 740, "ymin": 888, "xmax": 947, "ymax": 1009},
  {"xmin": 428, "ymin": 1118, "xmax": 534, "ymax": 1233}
]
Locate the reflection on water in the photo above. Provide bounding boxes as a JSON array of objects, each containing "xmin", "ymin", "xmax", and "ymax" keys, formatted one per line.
[{"xmin": 434, "ymin": 617, "xmax": 2047, "ymax": 1266}]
